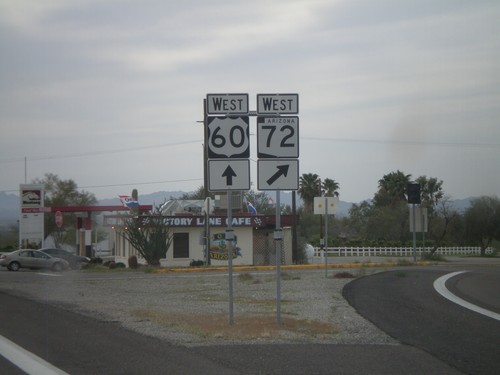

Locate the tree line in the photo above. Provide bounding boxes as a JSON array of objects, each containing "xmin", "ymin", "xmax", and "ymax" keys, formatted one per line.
[
  {"xmin": 1, "ymin": 172, "xmax": 498, "ymax": 260},
  {"xmin": 297, "ymin": 170, "xmax": 500, "ymax": 256}
]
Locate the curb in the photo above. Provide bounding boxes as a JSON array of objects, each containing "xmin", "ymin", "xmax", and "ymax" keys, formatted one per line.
[{"xmin": 153, "ymin": 261, "xmax": 433, "ymax": 274}]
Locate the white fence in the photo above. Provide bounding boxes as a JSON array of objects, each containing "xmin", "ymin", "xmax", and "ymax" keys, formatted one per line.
[{"xmin": 314, "ymin": 246, "xmax": 487, "ymax": 257}]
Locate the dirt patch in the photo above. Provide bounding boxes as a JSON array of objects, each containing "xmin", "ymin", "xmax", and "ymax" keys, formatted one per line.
[{"xmin": 132, "ymin": 309, "xmax": 339, "ymax": 341}]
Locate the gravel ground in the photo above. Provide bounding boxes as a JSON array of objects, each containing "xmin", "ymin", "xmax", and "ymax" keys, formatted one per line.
[{"xmin": 2, "ymin": 267, "xmax": 397, "ymax": 347}]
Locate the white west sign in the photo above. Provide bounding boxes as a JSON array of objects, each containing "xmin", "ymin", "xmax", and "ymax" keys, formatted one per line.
[
  {"xmin": 256, "ymin": 93, "xmax": 299, "ymax": 115},
  {"xmin": 206, "ymin": 93, "xmax": 249, "ymax": 115}
]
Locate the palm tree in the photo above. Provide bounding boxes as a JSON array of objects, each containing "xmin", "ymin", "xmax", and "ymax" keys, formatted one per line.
[
  {"xmin": 298, "ymin": 173, "xmax": 321, "ymax": 213},
  {"xmin": 322, "ymin": 178, "xmax": 340, "ymax": 197},
  {"xmin": 374, "ymin": 170, "xmax": 411, "ymax": 206}
]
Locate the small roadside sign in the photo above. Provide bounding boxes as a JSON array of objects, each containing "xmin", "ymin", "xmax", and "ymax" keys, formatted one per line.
[
  {"xmin": 208, "ymin": 159, "xmax": 250, "ymax": 191},
  {"xmin": 55, "ymin": 211, "xmax": 63, "ymax": 228},
  {"xmin": 314, "ymin": 196, "xmax": 340, "ymax": 215},
  {"xmin": 257, "ymin": 159, "xmax": 299, "ymax": 191},
  {"xmin": 256, "ymin": 93, "xmax": 299, "ymax": 115},
  {"xmin": 206, "ymin": 93, "xmax": 249, "ymax": 115}
]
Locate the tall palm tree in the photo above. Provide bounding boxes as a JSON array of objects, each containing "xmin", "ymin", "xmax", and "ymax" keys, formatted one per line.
[
  {"xmin": 374, "ymin": 170, "xmax": 411, "ymax": 206},
  {"xmin": 298, "ymin": 173, "xmax": 321, "ymax": 213},
  {"xmin": 322, "ymin": 178, "xmax": 340, "ymax": 197}
]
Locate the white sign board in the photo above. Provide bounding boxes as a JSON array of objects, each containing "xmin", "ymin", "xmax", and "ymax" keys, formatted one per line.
[
  {"xmin": 206, "ymin": 93, "xmax": 249, "ymax": 115},
  {"xmin": 409, "ymin": 206, "xmax": 428, "ymax": 232},
  {"xmin": 208, "ymin": 159, "xmax": 250, "ymax": 191},
  {"xmin": 257, "ymin": 159, "xmax": 299, "ymax": 191},
  {"xmin": 207, "ymin": 116, "xmax": 250, "ymax": 158},
  {"xmin": 256, "ymin": 93, "xmax": 299, "ymax": 115},
  {"xmin": 19, "ymin": 184, "xmax": 45, "ymax": 248},
  {"xmin": 314, "ymin": 196, "xmax": 340, "ymax": 215},
  {"xmin": 257, "ymin": 116, "xmax": 299, "ymax": 158}
]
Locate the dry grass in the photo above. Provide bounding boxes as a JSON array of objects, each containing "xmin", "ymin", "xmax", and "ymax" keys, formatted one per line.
[{"xmin": 131, "ymin": 309, "xmax": 338, "ymax": 341}]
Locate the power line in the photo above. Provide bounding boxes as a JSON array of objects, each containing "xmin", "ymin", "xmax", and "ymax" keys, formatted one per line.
[
  {"xmin": 0, "ymin": 178, "xmax": 204, "ymax": 194},
  {"xmin": 79, "ymin": 178, "xmax": 203, "ymax": 190},
  {"xmin": 302, "ymin": 137, "xmax": 500, "ymax": 149},
  {"xmin": 0, "ymin": 140, "xmax": 203, "ymax": 164},
  {"xmin": 1, "ymin": 136, "xmax": 497, "ymax": 165}
]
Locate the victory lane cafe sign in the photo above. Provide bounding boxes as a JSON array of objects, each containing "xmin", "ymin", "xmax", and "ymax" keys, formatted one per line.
[{"xmin": 164, "ymin": 216, "xmax": 260, "ymax": 227}]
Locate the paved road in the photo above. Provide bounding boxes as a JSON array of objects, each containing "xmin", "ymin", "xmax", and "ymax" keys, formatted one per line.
[
  {"xmin": 0, "ymin": 270, "xmax": 463, "ymax": 375},
  {"xmin": 343, "ymin": 268, "xmax": 500, "ymax": 375},
  {"xmin": 0, "ymin": 291, "xmax": 461, "ymax": 375}
]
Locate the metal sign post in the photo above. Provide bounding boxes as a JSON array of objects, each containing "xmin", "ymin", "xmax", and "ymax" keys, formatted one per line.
[
  {"xmin": 314, "ymin": 196, "xmax": 339, "ymax": 278},
  {"xmin": 412, "ymin": 203, "xmax": 417, "ymax": 262},
  {"xmin": 275, "ymin": 191, "xmax": 282, "ymax": 324},
  {"xmin": 324, "ymin": 197, "xmax": 328, "ymax": 278},
  {"xmin": 226, "ymin": 190, "xmax": 234, "ymax": 325}
]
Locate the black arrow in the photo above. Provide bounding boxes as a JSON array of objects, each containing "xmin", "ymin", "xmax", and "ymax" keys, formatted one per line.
[
  {"xmin": 267, "ymin": 164, "xmax": 289, "ymax": 185},
  {"xmin": 222, "ymin": 165, "xmax": 237, "ymax": 186}
]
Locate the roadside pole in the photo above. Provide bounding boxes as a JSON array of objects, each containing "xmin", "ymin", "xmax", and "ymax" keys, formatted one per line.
[
  {"xmin": 324, "ymin": 196, "xmax": 328, "ymax": 278},
  {"xmin": 227, "ymin": 191, "xmax": 234, "ymax": 325},
  {"xmin": 412, "ymin": 203, "xmax": 417, "ymax": 262},
  {"xmin": 275, "ymin": 191, "xmax": 282, "ymax": 324}
]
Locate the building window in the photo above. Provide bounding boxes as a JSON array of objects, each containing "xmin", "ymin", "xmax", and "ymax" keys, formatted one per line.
[{"xmin": 173, "ymin": 233, "xmax": 189, "ymax": 258}]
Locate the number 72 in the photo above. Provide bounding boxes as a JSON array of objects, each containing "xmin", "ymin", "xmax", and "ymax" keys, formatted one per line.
[{"xmin": 257, "ymin": 119, "xmax": 299, "ymax": 158}]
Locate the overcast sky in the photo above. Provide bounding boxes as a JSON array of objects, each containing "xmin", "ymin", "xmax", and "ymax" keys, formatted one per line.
[{"xmin": 1, "ymin": 0, "xmax": 499, "ymax": 203}]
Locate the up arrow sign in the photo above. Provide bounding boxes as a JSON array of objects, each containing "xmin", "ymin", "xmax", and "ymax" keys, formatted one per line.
[
  {"xmin": 222, "ymin": 165, "xmax": 237, "ymax": 186},
  {"xmin": 208, "ymin": 160, "xmax": 250, "ymax": 191}
]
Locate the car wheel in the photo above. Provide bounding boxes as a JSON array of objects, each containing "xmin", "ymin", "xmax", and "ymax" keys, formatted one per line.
[
  {"xmin": 9, "ymin": 262, "xmax": 20, "ymax": 271},
  {"xmin": 52, "ymin": 262, "xmax": 63, "ymax": 272}
]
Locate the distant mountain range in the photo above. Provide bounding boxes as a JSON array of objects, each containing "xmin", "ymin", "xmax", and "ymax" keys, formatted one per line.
[{"xmin": 0, "ymin": 190, "xmax": 474, "ymax": 228}]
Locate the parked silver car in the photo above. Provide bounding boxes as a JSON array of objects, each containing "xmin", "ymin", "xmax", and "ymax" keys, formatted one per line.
[
  {"xmin": 0, "ymin": 249, "xmax": 69, "ymax": 272},
  {"xmin": 40, "ymin": 248, "xmax": 90, "ymax": 269}
]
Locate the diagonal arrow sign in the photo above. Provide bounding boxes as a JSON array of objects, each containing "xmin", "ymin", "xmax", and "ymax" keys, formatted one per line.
[
  {"xmin": 266, "ymin": 164, "xmax": 289, "ymax": 185},
  {"xmin": 222, "ymin": 165, "xmax": 237, "ymax": 186}
]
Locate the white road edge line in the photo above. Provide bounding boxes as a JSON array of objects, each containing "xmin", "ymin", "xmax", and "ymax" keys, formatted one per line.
[
  {"xmin": 0, "ymin": 334, "xmax": 69, "ymax": 375},
  {"xmin": 433, "ymin": 271, "xmax": 500, "ymax": 322}
]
